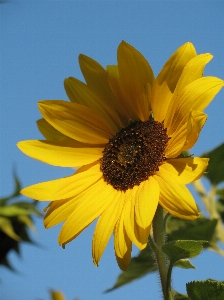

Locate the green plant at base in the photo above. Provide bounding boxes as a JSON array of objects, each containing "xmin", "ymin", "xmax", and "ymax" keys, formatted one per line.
[{"xmin": 0, "ymin": 173, "xmax": 42, "ymax": 270}]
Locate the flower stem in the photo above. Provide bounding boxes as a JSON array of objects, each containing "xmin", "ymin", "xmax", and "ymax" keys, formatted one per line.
[{"xmin": 152, "ymin": 204, "xmax": 173, "ymax": 300}]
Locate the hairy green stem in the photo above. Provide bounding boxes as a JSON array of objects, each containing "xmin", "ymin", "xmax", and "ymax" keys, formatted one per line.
[
  {"xmin": 152, "ymin": 204, "xmax": 173, "ymax": 300},
  {"xmin": 166, "ymin": 263, "xmax": 174, "ymax": 299}
]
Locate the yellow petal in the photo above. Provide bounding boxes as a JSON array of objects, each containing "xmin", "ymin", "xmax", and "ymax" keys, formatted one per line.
[
  {"xmin": 165, "ymin": 54, "xmax": 212, "ymax": 130},
  {"xmin": 106, "ymin": 65, "xmax": 132, "ymax": 124},
  {"xmin": 37, "ymin": 118, "xmax": 71, "ymax": 141},
  {"xmin": 175, "ymin": 53, "xmax": 213, "ymax": 94},
  {"xmin": 152, "ymin": 43, "xmax": 196, "ymax": 122},
  {"xmin": 168, "ymin": 77, "xmax": 224, "ymax": 132},
  {"xmin": 44, "ymin": 197, "xmax": 79, "ymax": 228},
  {"xmin": 20, "ymin": 162, "xmax": 102, "ymax": 200},
  {"xmin": 114, "ymin": 204, "xmax": 128, "ymax": 258},
  {"xmin": 165, "ymin": 110, "xmax": 207, "ymax": 157},
  {"xmin": 44, "ymin": 162, "xmax": 107, "ymax": 228},
  {"xmin": 182, "ymin": 110, "xmax": 207, "ymax": 151},
  {"xmin": 123, "ymin": 192, "xmax": 138, "ymax": 247},
  {"xmin": 117, "ymin": 41, "xmax": 154, "ymax": 121},
  {"xmin": 38, "ymin": 100, "xmax": 115, "ymax": 144},
  {"xmin": 165, "ymin": 115, "xmax": 188, "ymax": 158},
  {"xmin": 134, "ymin": 223, "xmax": 151, "ymax": 249},
  {"xmin": 79, "ymin": 54, "xmax": 115, "ymax": 103},
  {"xmin": 17, "ymin": 140, "xmax": 103, "ymax": 168},
  {"xmin": 123, "ymin": 186, "xmax": 148, "ymax": 250},
  {"xmin": 154, "ymin": 169, "xmax": 199, "ymax": 220},
  {"xmin": 36, "ymin": 120, "xmax": 104, "ymax": 147},
  {"xmin": 113, "ymin": 210, "xmax": 133, "ymax": 271},
  {"xmin": 135, "ymin": 177, "xmax": 159, "ymax": 229},
  {"xmin": 160, "ymin": 157, "xmax": 209, "ymax": 184},
  {"xmin": 92, "ymin": 191, "xmax": 124, "ymax": 266},
  {"xmin": 58, "ymin": 179, "xmax": 116, "ymax": 246},
  {"xmin": 123, "ymin": 188, "xmax": 141, "ymax": 249},
  {"xmin": 64, "ymin": 77, "xmax": 123, "ymax": 132},
  {"xmin": 156, "ymin": 42, "xmax": 196, "ymax": 92},
  {"xmin": 115, "ymin": 234, "xmax": 132, "ymax": 271},
  {"xmin": 151, "ymin": 81, "xmax": 173, "ymax": 122}
]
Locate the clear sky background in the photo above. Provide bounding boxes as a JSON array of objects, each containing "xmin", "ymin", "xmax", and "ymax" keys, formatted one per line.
[{"xmin": 1, "ymin": 1, "xmax": 224, "ymax": 300}]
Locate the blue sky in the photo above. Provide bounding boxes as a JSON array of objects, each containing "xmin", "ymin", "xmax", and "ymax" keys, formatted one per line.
[{"xmin": 1, "ymin": 1, "xmax": 224, "ymax": 300}]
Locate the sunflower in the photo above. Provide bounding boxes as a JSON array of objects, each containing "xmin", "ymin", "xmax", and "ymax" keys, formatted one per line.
[{"xmin": 17, "ymin": 41, "xmax": 223, "ymax": 270}]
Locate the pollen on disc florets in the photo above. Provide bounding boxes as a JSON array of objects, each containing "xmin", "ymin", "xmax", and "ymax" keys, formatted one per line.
[{"xmin": 100, "ymin": 118, "xmax": 169, "ymax": 191}]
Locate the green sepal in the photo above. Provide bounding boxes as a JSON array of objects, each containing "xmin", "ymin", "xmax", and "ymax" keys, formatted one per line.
[
  {"xmin": 105, "ymin": 244, "xmax": 156, "ymax": 292},
  {"xmin": 162, "ymin": 240, "xmax": 205, "ymax": 264},
  {"xmin": 174, "ymin": 259, "xmax": 196, "ymax": 269},
  {"xmin": 171, "ymin": 290, "xmax": 190, "ymax": 299},
  {"xmin": 202, "ymin": 143, "xmax": 224, "ymax": 185},
  {"xmin": 186, "ymin": 280, "xmax": 224, "ymax": 300}
]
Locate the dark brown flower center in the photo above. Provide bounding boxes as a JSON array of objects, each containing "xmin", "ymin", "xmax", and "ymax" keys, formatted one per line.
[{"xmin": 100, "ymin": 118, "xmax": 169, "ymax": 191}]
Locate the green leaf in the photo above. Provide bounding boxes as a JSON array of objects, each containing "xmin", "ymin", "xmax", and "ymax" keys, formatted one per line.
[
  {"xmin": 166, "ymin": 216, "xmax": 217, "ymax": 249},
  {"xmin": 0, "ymin": 205, "xmax": 34, "ymax": 217},
  {"xmin": 105, "ymin": 244, "xmax": 156, "ymax": 292},
  {"xmin": 162, "ymin": 240, "xmax": 205, "ymax": 265},
  {"xmin": 172, "ymin": 290, "xmax": 190, "ymax": 299},
  {"xmin": 174, "ymin": 259, "xmax": 196, "ymax": 269},
  {"xmin": 18, "ymin": 215, "xmax": 34, "ymax": 229},
  {"xmin": 0, "ymin": 173, "xmax": 21, "ymax": 205},
  {"xmin": 0, "ymin": 217, "xmax": 21, "ymax": 241},
  {"xmin": 202, "ymin": 143, "xmax": 224, "ymax": 184},
  {"xmin": 0, "ymin": 258, "xmax": 17, "ymax": 272},
  {"xmin": 186, "ymin": 280, "xmax": 224, "ymax": 300},
  {"xmin": 0, "ymin": 201, "xmax": 42, "ymax": 217},
  {"xmin": 14, "ymin": 201, "xmax": 43, "ymax": 217}
]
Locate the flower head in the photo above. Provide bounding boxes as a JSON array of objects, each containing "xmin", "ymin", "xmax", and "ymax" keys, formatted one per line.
[{"xmin": 17, "ymin": 41, "xmax": 224, "ymax": 270}]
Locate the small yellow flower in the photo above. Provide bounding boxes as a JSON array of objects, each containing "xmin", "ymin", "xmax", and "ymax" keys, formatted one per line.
[
  {"xmin": 17, "ymin": 41, "xmax": 223, "ymax": 270},
  {"xmin": 50, "ymin": 290, "xmax": 66, "ymax": 300}
]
